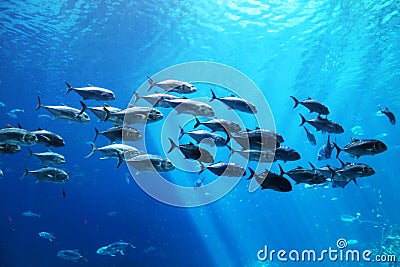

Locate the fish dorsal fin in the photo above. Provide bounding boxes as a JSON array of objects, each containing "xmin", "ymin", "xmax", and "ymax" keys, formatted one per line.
[
  {"xmin": 104, "ymin": 103, "xmax": 110, "ymax": 107},
  {"xmin": 189, "ymin": 141, "xmax": 194, "ymax": 145},
  {"xmin": 37, "ymin": 127, "xmax": 43, "ymax": 130},
  {"xmin": 18, "ymin": 123, "xmax": 22, "ymax": 128},
  {"xmin": 230, "ymin": 94, "xmax": 235, "ymax": 97},
  {"xmin": 352, "ymin": 138, "xmax": 359, "ymax": 142},
  {"xmin": 255, "ymin": 126, "xmax": 260, "ymax": 130},
  {"xmin": 182, "ymin": 96, "xmax": 188, "ymax": 99},
  {"xmin": 246, "ymin": 128, "xmax": 251, "ymax": 132},
  {"xmin": 307, "ymin": 97, "xmax": 311, "ymax": 100},
  {"xmin": 128, "ymin": 103, "xmax": 135, "ymax": 108},
  {"xmin": 385, "ymin": 107, "xmax": 389, "ymax": 110},
  {"xmin": 6, "ymin": 124, "xmax": 12, "ymax": 128},
  {"xmin": 87, "ymin": 84, "xmax": 94, "ymax": 87}
]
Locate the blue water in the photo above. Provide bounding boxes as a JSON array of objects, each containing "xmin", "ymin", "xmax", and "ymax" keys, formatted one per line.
[{"xmin": 1, "ymin": 0, "xmax": 399, "ymax": 266}]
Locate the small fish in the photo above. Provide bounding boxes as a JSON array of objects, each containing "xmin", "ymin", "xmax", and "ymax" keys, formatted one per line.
[
  {"xmin": 328, "ymin": 160, "xmax": 375, "ymax": 188},
  {"xmin": 62, "ymin": 189, "xmax": 66, "ymax": 198},
  {"xmin": 0, "ymin": 143, "xmax": 21, "ymax": 154},
  {"xmin": 303, "ymin": 126, "xmax": 316, "ymax": 146},
  {"xmin": 88, "ymin": 105, "xmax": 121, "ymax": 122},
  {"xmin": 0, "ymin": 169, "xmax": 3, "ymax": 178},
  {"xmin": 126, "ymin": 153, "xmax": 175, "ymax": 175},
  {"xmin": 229, "ymin": 148, "xmax": 275, "ymax": 163},
  {"xmin": 164, "ymin": 98, "xmax": 215, "ymax": 117},
  {"xmin": 210, "ymin": 89, "xmax": 257, "ymax": 114},
  {"xmin": 108, "ymin": 211, "xmax": 118, "ymax": 216},
  {"xmin": 232, "ymin": 128, "xmax": 282, "ymax": 151},
  {"xmin": 247, "ymin": 167, "xmax": 292, "ymax": 192},
  {"xmin": 167, "ymin": 138, "xmax": 214, "ymax": 163},
  {"xmin": 22, "ymin": 210, "xmax": 41, "ymax": 218},
  {"xmin": 333, "ymin": 139, "xmax": 387, "ymax": 159},
  {"xmin": 39, "ymin": 232, "xmax": 55, "ymax": 241},
  {"xmin": 0, "ymin": 127, "xmax": 38, "ymax": 146},
  {"xmin": 274, "ymin": 146, "xmax": 301, "ymax": 162},
  {"xmin": 199, "ymin": 162, "xmax": 246, "ymax": 177},
  {"xmin": 28, "ymin": 149, "xmax": 66, "ymax": 165},
  {"xmin": 179, "ymin": 126, "xmax": 229, "ymax": 147},
  {"xmin": 57, "ymin": 250, "xmax": 88, "ymax": 262},
  {"xmin": 85, "ymin": 142, "xmax": 142, "ymax": 169},
  {"xmin": 378, "ymin": 106, "xmax": 396, "ymax": 125},
  {"xmin": 21, "ymin": 167, "xmax": 69, "ymax": 183},
  {"xmin": 290, "ymin": 96, "xmax": 329, "ymax": 115},
  {"xmin": 317, "ymin": 135, "xmax": 334, "ymax": 160},
  {"xmin": 35, "ymin": 97, "xmax": 90, "ymax": 123},
  {"xmin": 104, "ymin": 106, "xmax": 163, "ymax": 124},
  {"xmin": 299, "ymin": 114, "xmax": 344, "ymax": 134},
  {"xmin": 134, "ymin": 92, "xmax": 180, "ymax": 107},
  {"xmin": 9, "ymin": 108, "xmax": 24, "ymax": 114},
  {"xmin": 279, "ymin": 164, "xmax": 327, "ymax": 185},
  {"xmin": 97, "ymin": 241, "xmax": 135, "ymax": 256},
  {"xmin": 193, "ymin": 117, "xmax": 242, "ymax": 133},
  {"xmin": 94, "ymin": 126, "xmax": 142, "ymax": 143},
  {"xmin": 66, "ymin": 82, "xmax": 115, "ymax": 101},
  {"xmin": 31, "ymin": 128, "xmax": 65, "ymax": 147},
  {"xmin": 0, "ymin": 101, "xmax": 5, "ymax": 107},
  {"xmin": 147, "ymin": 77, "xmax": 196, "ymax": 94}
]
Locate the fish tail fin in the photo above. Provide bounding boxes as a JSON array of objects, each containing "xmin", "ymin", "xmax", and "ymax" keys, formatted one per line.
[
  {"xmin": 65, "ymin": 82, "xmax": 73, "ymax": 95},
  {"xmin": 134, "ymin": 92, "xmax": 140, "ymax": 104},
  {"xmin": 352, "ymin": 178, "xmax": 358, "ymax": 185},
  {"xmin": 333, "ymin": 142, "xmax": 341, "ymax": 158},
  {"xmin": 227, "ymin": 145, "xmax": 235, "ymax": 157},
  {"xmin": 94, "ymin": 128, "xmax": 99, "ymax": 142},
  {"xmin": 198, "ymin": 162, "xmax": 206, "ymax": 175},
  {"xmin": 246, "ymin": 167, "xmax": 255, "ymax": 180},
  {"xmin": 223, "ymin": 127, "xmax": 231, "ymax": 146},
  {"xmin": 103, "ymin": 106, "xmax": 110, "ymax": 122},
  {"xmin": 167, "ymin": 138, "xmax": 178, "ymax": 154},
  {"xmin": 308, "ymin": 161, "xmax": 316, "ymax": 171},
  {"xmin": 78, "ymin": 101, "xmax": 87, "ymax": 116},
  {"xmin": 178, "ymin": 125, "xmax": 185, "ymax": 140},
  {"xmin": 35, "ymin": 96, "xmax": 43, "ymax": 110},
  {"xmin": 116, "ymin": 152, "xmax": 124, "ymax": 169},
  {"xmin": 327, "ymin": 134, "xmax": 331, "ymax": 144},
  {"xmin": 326, "ymin": 165, "xmax": 335, "ymax": 180},
  {"xmin": 278, "ymin": 164, "xmax": 285, "ymax": 176},
  {"xmin": 85, "ymin": 142, "xmax": 96, "ymax": 158},
  {"xmin": 210, "ymin": 89, "xmax": 217, "ymax": 102},
  {"xmin": 193, "ymin": 117, "xmax": 201, "ymax": 129},
  {"xmin": 21, "ymin": 167, "xmax": 29, "ymax": 179},
  {"xmin": 299, "ymin": 114, "xmax": 307, "ymax": 126},
  {"xmin": 337, "ymin": 157, "xmax": 345, "ymax": 167},
  {"xmin": 147, "ymin": 76, "xmax": 155, "ymax": 91},
  {"xmin": 290, "ymin": 96, "xmax": 300, "ymax": 109}
]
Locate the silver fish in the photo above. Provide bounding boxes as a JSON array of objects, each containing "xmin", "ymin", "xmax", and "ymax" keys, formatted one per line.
[
  {"xmin": 104, "ymin": 106, "xmax": 163, "ymax": 124},
  {"xmin": 0, "ymin": 142, "xmax": 21, "ymax": 154},
  {"xmin": 21, "ymin": 210, "xmax": 41, "ymax": 218},
  {"xmin": 303, "ymin": 126, "xmax": 316, "ymax": 146},
  {"xmin": 317, "ymin": 135, "xmax": 334, "ymax": 160},
  {"xmin": 134, "ymin": 92, "xmax": 180, "ymax": 107},
  {"xmin": 31, "ymin": 128, "xmax": 65, "ymax": 147},
  {"xmin": 229, "ymin": 148, "xmax": 275, "ymax": 162},
  {"xmin": 88, "ymin": 105, "xmax": 121, "ymax": 122},
  {"xmin": 85, "ymin": 142, "xmax": 142, "ymax": 169},
  {"xmin": 333, "ymin": 138, "xmax": 387, "ymax": 159},
  {"xmin": 164, "ymin": 98, "xmax": 215, "ymax": 117},
  {"xmin": 97, "ymin": 241, "xmax": 135, "ymax": 257},
  {"xmin": 35, "ymin": 97, "xmax": 90, "ymax": 123},
  {"xmin": 199, "ymin": 162, "xmax": 246, "ymax": 177},
  {"xmin": 29, "ymin": 149, "xmax": 65, "ymax": 165},
  {"xmin": 147, "ymin": 77, "xmax": 196, "ymax": 94},
  {"xmin": 179, "ymin": 126, "xmax": 229, "ymax": 147},
  {"xmin": 193, "ymin": 118, "xmax": 242, "ymax": 133},
  {"xmin": 290, "ymin": 96, "xmax": 330, "ymax": 115},
  {"xmin": 167, "ymin": 138, "xmax": 214, "ymax": 163},
  {"xmin": 66, "ymin": 82, "xmax": 115, "ymax": 101},
  {"xmin": 94, "ymin": 126, "xmax": 142, "ymax": 143},
  {"xmin": 57, "ymin": 250, "xmax": 87, "ymax": 262},
  {"xmin": 299, "ymin": 114, "xmax": 344, "ymax": 134},
  {"xmin": 126, "ymin": 154, "xmax": 175, "ymax": 175},
  {"xmin": 21, "ymin": 167, "xmax": 69, "ymax": 183},
  {"xmin": 39, "ymin": 232, "xmax": 55, "ymax": 241},
  {"xmin": 0, "ymin": 127, "xmax": 38, "ymax": 146},
  {"xmin": 210, "ymin": 89, "xmax": 257, "ymax": 114}
]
